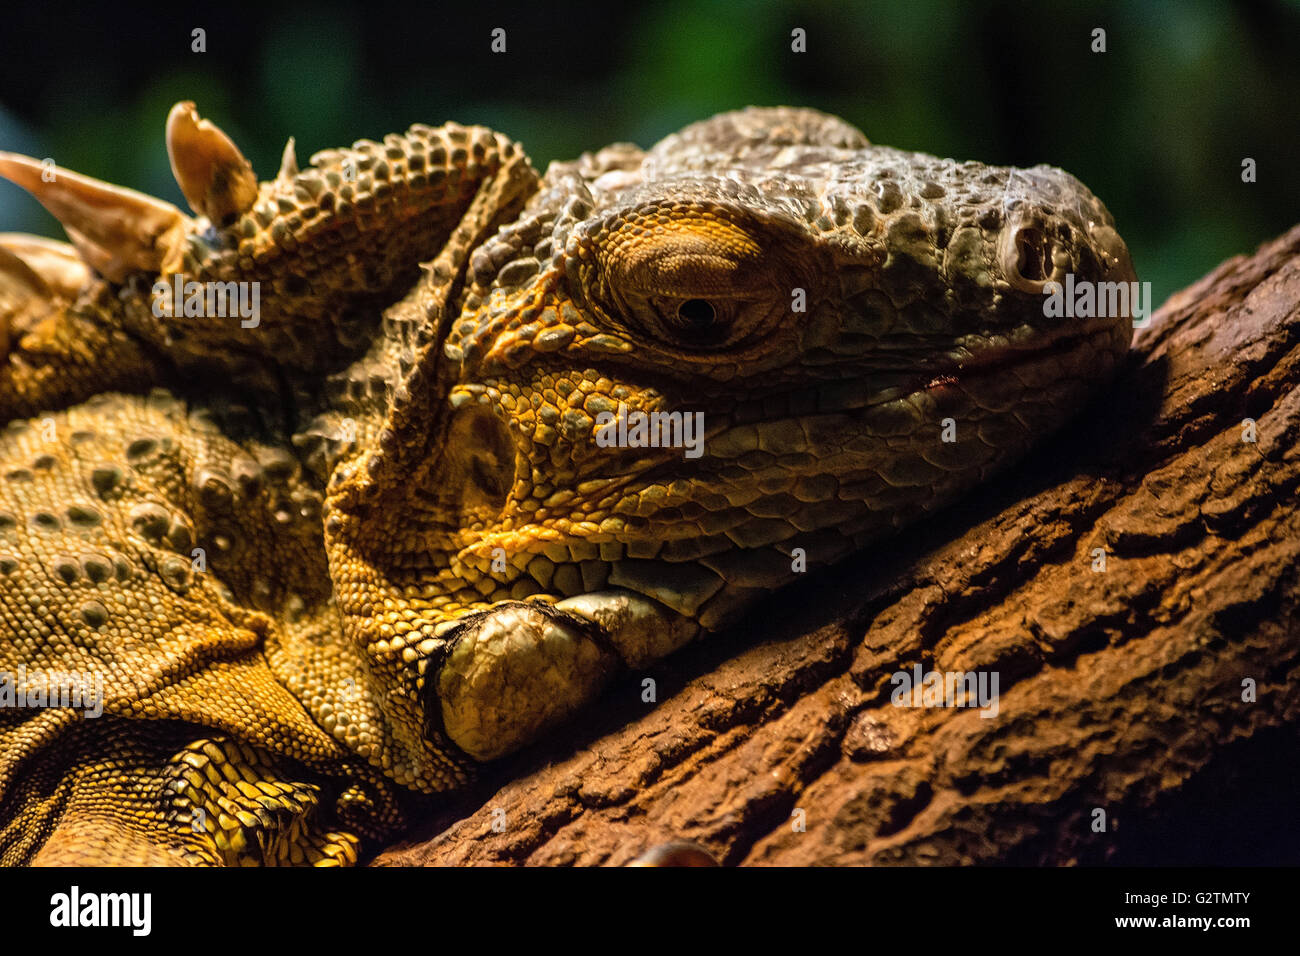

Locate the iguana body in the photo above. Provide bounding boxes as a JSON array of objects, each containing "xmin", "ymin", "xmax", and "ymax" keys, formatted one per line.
[{"xmin": 0, "ymin": 104, "xmax": 1135, "ymax": 865}]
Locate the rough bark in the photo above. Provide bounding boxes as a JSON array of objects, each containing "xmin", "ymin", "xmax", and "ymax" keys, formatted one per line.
[{"xmin": 374, "ymin": 225, "xmax": 1300, "ymax": 866}]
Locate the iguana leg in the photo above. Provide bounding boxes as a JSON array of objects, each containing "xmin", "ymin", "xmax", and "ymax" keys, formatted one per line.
[{"xmin": 436, "ymin": 590, "xmax": 699, "ymax": 761}]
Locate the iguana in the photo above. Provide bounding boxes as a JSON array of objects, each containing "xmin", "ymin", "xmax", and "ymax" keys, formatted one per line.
[{"xmin": 0, "ymin": 104, "xmax": 1135, "ymax": 865}]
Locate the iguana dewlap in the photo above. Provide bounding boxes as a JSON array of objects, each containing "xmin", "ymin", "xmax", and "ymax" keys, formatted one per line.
[{"xmin": 0, "ymin": 104, "xmax": 1134, "ymax": 865}]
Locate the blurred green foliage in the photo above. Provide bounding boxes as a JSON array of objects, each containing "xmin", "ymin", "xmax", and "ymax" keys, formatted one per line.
[{"xmin": 1, "ymin": 0, "xmax": 1297, "ymax": 306}]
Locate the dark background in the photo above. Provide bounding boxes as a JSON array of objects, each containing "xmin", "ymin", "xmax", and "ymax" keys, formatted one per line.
[
  {"xmin": 1, "ymin": 0, "xmax": 1297, "ymax": 872},
  {"xmin": 1, "ymin": 0, "xmax": 1298, "ymax": 310}
]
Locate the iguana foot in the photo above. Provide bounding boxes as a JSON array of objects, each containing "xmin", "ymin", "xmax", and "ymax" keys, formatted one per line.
[{"xmin": 436, "ymin": 589, "xmax": 698, "ymax": 761}]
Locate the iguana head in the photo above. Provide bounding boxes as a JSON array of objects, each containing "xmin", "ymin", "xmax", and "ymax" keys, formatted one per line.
[
  {"xmin": 359, "ymin": 107, "xmax": 1135, "ymax": 636},
  {"xmin": 310, "ymin": 107, "xmax": 1139, "ymax": 768}
]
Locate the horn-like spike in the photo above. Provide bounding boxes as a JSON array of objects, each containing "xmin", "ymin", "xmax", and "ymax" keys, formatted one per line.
[
  {"xmin": 0, "ymin": 151, "xmax": 189, "ymax": 283},
  {"xmin": 60, "ymin": 225, "xmax": 121, "ymax": 284},
  {"xmin": 0, "ymin": 234, "xmax": 89, "ymax": 359},
  {"xmin": 0, "ymin": 233, "xmax": 90, "ymax": 298},
  {"xmin": 0, "ymin": 243, "xmax": 46, "ymax": 295},
  {"xmin": 0, "ymin": 244, "xmax": 47, "ymax": 358},
  {"xmin": 277, "ymin": 137, "xmax": 299, "ymax": 182},
  {"xmin": 165, "ymin": 101, "xmax": 259, "ymax": 225}
]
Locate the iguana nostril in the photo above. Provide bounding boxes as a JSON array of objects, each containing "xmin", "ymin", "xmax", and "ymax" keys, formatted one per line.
[
  {"xmin": 999, "ymin": 220, "xmax": 1068, "ymax": 293},
  {"xmin": 1014, "ymin": 226, "xmax": 1050, "ymax": 282},
  {"xmin": 677, "ymin": 298, "xmax": 716, "ymax": 330}
]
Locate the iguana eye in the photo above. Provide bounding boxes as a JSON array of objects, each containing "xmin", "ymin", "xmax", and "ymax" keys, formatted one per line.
[
  {"xmin": 644, "ymin": 295, "xmax": 734, "ymax": 345},
  {"xmin": 675, "ymin": 298, "xmax": 716, "ymax": 331},
  {"xmin": 576, "ymin": 201, "xmax": 797, "ymax": 351}
]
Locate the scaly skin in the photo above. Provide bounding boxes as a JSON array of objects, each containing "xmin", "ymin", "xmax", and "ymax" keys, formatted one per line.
[{"xmin": 0, "ymin": 105, "xmax": 1134, "ymax": 864}]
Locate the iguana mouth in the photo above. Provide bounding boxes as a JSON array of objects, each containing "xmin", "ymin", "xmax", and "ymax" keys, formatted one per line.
[
  {"xmin": 695, "ymin": 320, "xmax": 1131, "ymax": 424},
  {"xmin": 927, "ymin": 321, "xmax": 1128, "ymax": 392}
]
